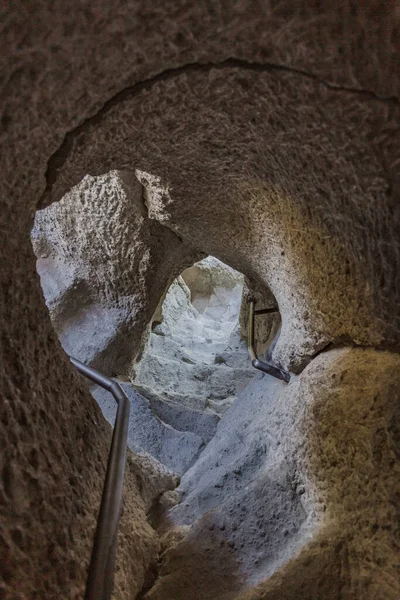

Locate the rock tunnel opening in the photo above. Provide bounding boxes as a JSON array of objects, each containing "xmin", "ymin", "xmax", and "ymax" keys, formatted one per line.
[
  {"xmin": 133, "ymin": 256, "xmax": 254, "ymax": 417},
  {"xmin": 27, "ymin": 152, "xmax": 400, "ymax": 600},
  {"xmin": 23, "ymin": 62, "xmax": 400, "ymax": 598},
  {"xmin": 93, "ymin": 256, "xmax": 261, "ymax": 476},
  {"xmin": 29, "ymin": 170, "xmax": 284, "ymax": 475}
]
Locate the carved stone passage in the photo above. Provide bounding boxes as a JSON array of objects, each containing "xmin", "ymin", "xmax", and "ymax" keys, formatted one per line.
[
  {"xmin": 30, "ymin": 167, "xmax": 400, "ymax": 600},
  {"xmin": 2, "ymin": 2, "xmax": 400, "ymax": 599},
  {"xmin": 33, "ymin": 208, "xmax": 257, "ymax": 473},
  {"xmin": 43, "ymin": 68, "xmax": 400, "ymax": 373}
]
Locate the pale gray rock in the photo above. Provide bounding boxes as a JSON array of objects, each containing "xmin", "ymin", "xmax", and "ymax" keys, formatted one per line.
[
  {"xmin": 91, "ymin": 383, "xmax": 204, "ymax": 477},
  {"xmin": 181, "ymin": 256, "xmax": 244, "ymax": 322},
  {"xmin": 145, "ymin": 349, "xmax": 400, "ymax": 600},
  {"xmin": 133, "ymin": 386, "xmax": 220, "ymax": 443},
  {"xmin": 31, "ymin": 171, "xmax": 201, "ymax": 375},
  {"xmin": 134, "ymin": 258, "xmax": 256, "ymax": 418},
  {"xmin": 169, "ymin": 373, "xmax": 308, "ymax": 585}
]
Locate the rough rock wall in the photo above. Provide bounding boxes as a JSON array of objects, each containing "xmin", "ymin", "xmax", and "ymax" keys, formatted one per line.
[
  {"xmin": 1, "ymin": 2, "xmax": 400, "ymax": 599},
  {"xmin": 89, "ymin": 258, "xmax": 252, "ymax": 477},
  {"xmin": 32, "ymin": 170, "xmax": 201, "ymax": 375},
  {"xmin": 42, "ymin": 66, "xmax": 400, "ymax": 372},
  {"xmin": 181, "ymin": 256, "xmax": 243, "ymax": 320},
  {"xmin": 0, "ymin": 322, "xmax": 177, "ymax": 600},
  {"xmin": 144, "ymin": 348, "xmax": 400, "ymax": 600},
  {"xmin": 239, "ymin": 281, "xmax": 281, "ymax": 359}
]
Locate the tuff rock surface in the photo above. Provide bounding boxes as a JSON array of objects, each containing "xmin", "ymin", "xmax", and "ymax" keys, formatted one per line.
[
  {"xmin": 43, "ymin": 65, "xmax": 400, "ymax": 372},
  {"xmin": 33, "ymin": 227, "xmax": 256, "ymax": 473},
  {"xmin": 91, "ymin": 383, "xmax": 204, "ymax": 477},
  {"xmin": 1, "ymin": 2, "xmax": 400, "ymax": 599}
]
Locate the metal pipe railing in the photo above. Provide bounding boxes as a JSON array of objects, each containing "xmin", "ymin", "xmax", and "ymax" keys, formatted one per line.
[
  {"xmin": 70, "ymin": 357, "xmax": 131, "ymax": 600},
  {"xmin": 247, "ymin": 301, "xmax": 290, "ymax": 383}
]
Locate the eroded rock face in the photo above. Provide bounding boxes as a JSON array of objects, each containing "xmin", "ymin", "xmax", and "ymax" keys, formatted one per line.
[
  {"xmin": 33, "ymin": 220, "xmax": 256, "ymax": 472},
  {"xmin": 240, "ymin": 281, "xmax": 281, "ymax": 360},
  {"xmin": 181, "ymin": 256, "xmax": 243, "ymax": 321},
  {"xmin": 1, "ymin": 2, "xmax": 400, "ymax": 599},
  {"xmin": 91, "ymin": 383, "xmax": 204, "ymax": 477},
  {"xmin": 144, "ymin": 348, "xmax": 400, "ymax": 600},
  {"xmin": 31, "ymin": 170, "xmax": 201, "ymax": 375},
  {"xmin": 0, "ymin": 335, "xmax": 177, "ymax": 599},
  {"xmin": 90, "ymin": 257, "xmax": 254, "ymax": 477},
  {"xmin": 42, "ymin": 67, "xmax": 400, "ymax": 372}
]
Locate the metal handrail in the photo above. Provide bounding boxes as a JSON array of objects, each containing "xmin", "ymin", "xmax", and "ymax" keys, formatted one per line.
[
  {"xmin": 248, "ymin": 301, "xmax": 290, "ymax": 383},
  {"xmin": 70, "ymin": 356, "xmax": 131, "ymax": 600}
]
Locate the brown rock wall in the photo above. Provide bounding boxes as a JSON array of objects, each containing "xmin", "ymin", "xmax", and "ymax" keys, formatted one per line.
[
  {"xmin": 1, "ymin": 2, "xmax": 399, "ymax": 598},
  {"xmin": 42, "ymin": 67, "xmax": 400, "ymax": 369}
]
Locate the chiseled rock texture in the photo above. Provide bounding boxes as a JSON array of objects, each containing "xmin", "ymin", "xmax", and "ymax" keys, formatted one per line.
[
  {"xmin": 32, "ymin": 170, "xmax": 201, "ymax": 375},
  {"xmin": 43, "ymin": 63, "xmax": 400, "ymax": 372},
  {"xmin": 0, "ymin": 351, "xmax": 177, "ymax": 600},
  {"xmin": 239, "ymin": 281, "xmax": 281, "ymax": 360},
  {"xmin": 1, "ymin": 2, "xmax": 400, "ymax": 599}
]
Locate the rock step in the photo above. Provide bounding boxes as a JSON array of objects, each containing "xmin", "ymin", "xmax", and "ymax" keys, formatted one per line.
[
  {"xmin": 135, "ymin": 352, "xmax": 250, "ymax": 399},
  {"xmin": 164, "ymin": 314, "xmax": 236, "ymax": 338},
  {"xmin": 91, "ymin": 382, "xmax": 205, "ymax": 476},
  {"xmin": 133, "ymin": 384, "xmax": 220, "ymax": 442},
  {"xmin": 137, "ymin": 387, "xmax": 210, "ymax": 412},
  {"xmin": 148, "ymin": 333, "xmax": 223, "ymax": 365},
  {"xmin": 168, "ymin": 334, "xmax": 230, "ymax": 355}
]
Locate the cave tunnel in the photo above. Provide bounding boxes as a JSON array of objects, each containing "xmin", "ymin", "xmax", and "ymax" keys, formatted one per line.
[{"xmin": 1, "ymin": 3, "xmax": 400, "ymax": 600}]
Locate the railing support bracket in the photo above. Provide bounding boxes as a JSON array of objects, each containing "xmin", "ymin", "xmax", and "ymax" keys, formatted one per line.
[{"xmin": 247, "ymin": 301, "xmax": 290, "ymax": 383}]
